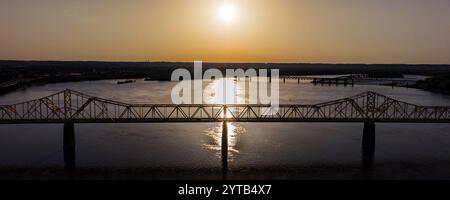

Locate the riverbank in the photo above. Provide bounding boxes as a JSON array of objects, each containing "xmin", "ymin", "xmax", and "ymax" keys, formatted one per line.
[
  {"xmin": 2, "ymin": 60, "xmax": 450, "ymax": 96},
  {"xmin": 0, "ymin": 74, "xmax": 148, "ymax": 95},
  {"xmin": 409, "ymin": 76, "xmax": 450, "ymax": 95}
]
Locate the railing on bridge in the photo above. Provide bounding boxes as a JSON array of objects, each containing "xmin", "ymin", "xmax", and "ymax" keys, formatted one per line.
[{"xmin": 1, "ymin": 89, "xmax": 450, "ymax": 123}]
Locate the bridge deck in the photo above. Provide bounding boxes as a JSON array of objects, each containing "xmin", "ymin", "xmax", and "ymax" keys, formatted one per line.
[{"xmin": 1, "ymin": 89, "xmax": 450, "ymax": 124}]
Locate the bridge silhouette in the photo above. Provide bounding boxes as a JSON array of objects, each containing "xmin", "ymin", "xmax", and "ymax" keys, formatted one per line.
[{"xmin": 1, "ymin": 89, "xmax": 450, "ymax": 177}]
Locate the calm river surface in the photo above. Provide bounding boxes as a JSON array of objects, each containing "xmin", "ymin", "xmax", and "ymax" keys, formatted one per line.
[{"xmin": 2, "ymin": 79, "xmax": 450, "ymax": 179}]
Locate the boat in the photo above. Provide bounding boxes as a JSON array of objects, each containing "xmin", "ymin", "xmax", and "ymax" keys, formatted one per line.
[
  {"xmin": 144, "ymin": 77, "xmax": 152, "ymax": 81},
  {"xmin": 117, "ymin": 80, "xmax": 133, "ymax": 84}
]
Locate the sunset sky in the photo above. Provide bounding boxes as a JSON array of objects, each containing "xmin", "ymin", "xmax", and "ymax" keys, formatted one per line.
[{"xmin": 0, "ymin": 0, "xmax": 449, "ymax": 64}]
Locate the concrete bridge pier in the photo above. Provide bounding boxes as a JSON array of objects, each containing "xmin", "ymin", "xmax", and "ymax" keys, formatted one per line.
[
  {"xmin": 221, "ymin": 121, "xmax": 228, "ymax": 179},
  {"xmin": 362, "ymin": 122, "xmax": 375, "ymax": 173},
  {"xmin": 63, "ymin": 122, "xmax": 76, "ymax": 171}
]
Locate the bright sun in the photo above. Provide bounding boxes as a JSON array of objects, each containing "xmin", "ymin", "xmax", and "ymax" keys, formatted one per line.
[{"xmin": 218, "ymin": 3, "xmax": 237, "ymax": 23}]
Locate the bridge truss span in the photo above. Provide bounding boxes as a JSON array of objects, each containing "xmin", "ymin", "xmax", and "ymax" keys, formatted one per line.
[{"xmin": 1, "ymin": 89, "xmax": 450, "ymax": 123}]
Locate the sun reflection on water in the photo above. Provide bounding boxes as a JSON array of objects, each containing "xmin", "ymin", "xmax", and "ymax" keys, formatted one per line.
[
  {"xmin": 203, "ymin": 122, "xmax": 246, "ymax": 160},
  {"xmin": 202, "ymin": 78, "xmax": 248, "ymax": 160}
]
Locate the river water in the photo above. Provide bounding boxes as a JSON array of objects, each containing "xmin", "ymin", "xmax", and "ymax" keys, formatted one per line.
[{"xmin": 1, "ymin": 79, "xmax": 450, "ymax": 179}]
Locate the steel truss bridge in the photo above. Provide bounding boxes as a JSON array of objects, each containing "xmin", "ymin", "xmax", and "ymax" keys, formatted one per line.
[
  {"xmin": 1, "ymin": 89, "xmax": 450, "ymax": 174},
  {"xmin": 1, "ymin": 89, "xmax": 450, "ymax": 123}
]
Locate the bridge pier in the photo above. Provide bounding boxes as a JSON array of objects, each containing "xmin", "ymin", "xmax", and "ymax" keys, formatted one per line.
[
  {"xmin": 362, "ymin": 122, "xmax": 375, "ymax": 173},
  {"xmin": 221, "ymin": 121, "xmax": 228, "ymax": 179},
  {"xmin": 63, "ymin": 122, "xmax": 76, "ymax": 171}
]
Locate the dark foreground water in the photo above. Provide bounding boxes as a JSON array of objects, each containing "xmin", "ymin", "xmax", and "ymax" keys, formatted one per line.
[{"xmin": 1, "ymin": 79, "xmax": 450, "ymax": 179}]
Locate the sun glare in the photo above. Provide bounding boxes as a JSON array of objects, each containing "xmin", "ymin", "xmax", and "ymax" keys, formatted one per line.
[{"xmin": 218, "ymin": 3, "xmax": 237, "ymax": 23}]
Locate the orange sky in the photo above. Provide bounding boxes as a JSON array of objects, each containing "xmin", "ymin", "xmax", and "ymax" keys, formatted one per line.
[{"xmin": 0, "ymin": 0, "xmax": 449, "ymax": 64}]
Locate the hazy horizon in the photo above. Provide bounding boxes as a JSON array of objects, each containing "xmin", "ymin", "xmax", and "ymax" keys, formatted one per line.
[
  {"xmin": 1, "ymin": 0, "xmax": 449, "ymax": 64},
  {"xmin": 2, "ymin": 59, "xmax": 450, "ymax": 66}
]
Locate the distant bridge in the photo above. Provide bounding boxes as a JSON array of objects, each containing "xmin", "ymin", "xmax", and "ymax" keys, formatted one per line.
[
  {"xmin": 281, "ymin": 74, "xmax": 368, "ymax": 80},
  {"xmin": 1, "ymin": 89, "xmax": 450, "ymax": 175},
  {"xmin": 280, "ymin": 74, "xmax": 368, "ymax": 85}
]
